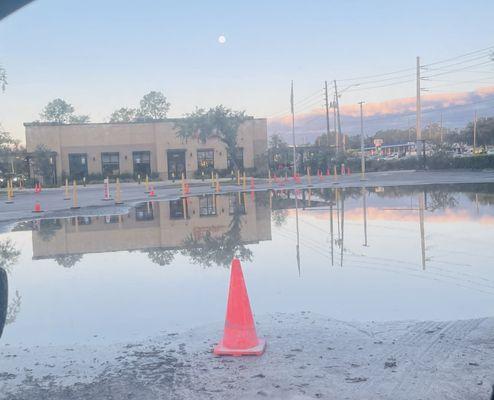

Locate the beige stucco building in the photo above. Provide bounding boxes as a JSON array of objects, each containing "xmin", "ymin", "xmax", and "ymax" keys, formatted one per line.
[{"xmin": 24, "ymin": 119, "xmax": 267, "ymax": 183}]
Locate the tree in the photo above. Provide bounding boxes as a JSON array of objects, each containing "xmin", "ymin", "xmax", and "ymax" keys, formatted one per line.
[
  {"xmin": 175, "ymin": 106, "xmax": 250, "ymax": 170},
  {"xmin": 0, "ymin": 126, "xmax": 18, "ymax": 152},
  {"xmin": 40, "ymin": 98, "xmax": 89, "ymax": 124},
  {"xmin": 69, "ymin": 114, "xmax": 90, "ymax": 124},
  {"xmin": 109, "ymin": 107, "xmax": 140, "ymax": 123},
  {"xmin": 139, "ymin": 91, "xmax": 170, "ymax": 120},
  {"xmin": 31, "ymin": 144, "xmax": 54, "ymax": 183},
  {"xmin": 269, "ymin": 133, "xmax": 288, "ymax": 150},
  {"xmin": 40, "ymin": 98, "xmax": 75, "ymax": 123}
]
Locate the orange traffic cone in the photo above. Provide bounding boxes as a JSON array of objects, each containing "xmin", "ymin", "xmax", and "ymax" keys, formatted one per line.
[
  {"xmin": 149, "ymin": 185, "xmax": 156, "ymax": 197},
  {"xmin": 214, "ymin": 258, "xmax": 265, "ymax": 356},
  {"xmin": 33, "ymin": 201, "xmax": 43, "ymax": 213}
]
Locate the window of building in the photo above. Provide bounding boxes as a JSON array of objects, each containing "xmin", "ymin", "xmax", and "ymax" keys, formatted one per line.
[
  {"xmin": 229, "ymin": 192, "xmax": 246, "ymax": 215},
  {"xmin": 101, "ymin": 152, "xmax": 119, "ymax": 177},
  {"xmin": 197, "ymin": 149, "xmax": 214, "ymax": 171},
  {"xmin": 133, "ymin": 151, "xmax": 151, "ymax": 177},
  {"xmin": 169, "ymin": 199, "xmax": 187, "ymax": 219},
  {"xmin": 199, "ymin": 195, "xmax": 217, "ymax": 217},
  {"xmin": 227, "ymin": 147, "xmax": 244, "ymax": 170},
  {"xmin": 135, "ymin": 202, "xmax": 154, "ymax": 221}
]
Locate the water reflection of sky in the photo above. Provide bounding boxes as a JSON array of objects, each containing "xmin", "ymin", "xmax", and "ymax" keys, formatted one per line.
[{"xmin": 1, "ymin": 184, "xmax": 493, "ymax": 346}]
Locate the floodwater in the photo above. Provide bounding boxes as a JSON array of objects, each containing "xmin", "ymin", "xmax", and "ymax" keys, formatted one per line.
[{"xmin": 1, "ymin": 184, "xmax": 493, "ymax": 347}]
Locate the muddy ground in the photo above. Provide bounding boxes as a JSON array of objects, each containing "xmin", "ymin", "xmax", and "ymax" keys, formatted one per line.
[{"xmin": 1, "ymin": 313, "xmax": 493, "ymax": 400}]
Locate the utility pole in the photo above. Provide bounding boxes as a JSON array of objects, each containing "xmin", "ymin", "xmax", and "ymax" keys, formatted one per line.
[
  {"xmin": 473, "ymin": 110, "xmax": 477, "ymax": 154},
  {"xmin": 359, "ymin": 101, "xmax": 366, "ymax": 180},
  {"xmin": 324, "ymin": 81, "xmax": 331, "ymax": 155},
  {"xmin": 334, "ymin": 80, "xmax": 343, "ymax": 154},
  {"xmin": 291, "ymin": 80, "xmax": 297, "ymax": 175},
  {"xmin": 332, "ymin": 94, "xmax": 338, "ymax": 151},
  {"xmin": 416, "ymin": 56, "xmax": 422, "ymax": 141}
]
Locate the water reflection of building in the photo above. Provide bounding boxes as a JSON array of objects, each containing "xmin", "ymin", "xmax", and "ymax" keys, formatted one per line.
[{"xmin": 31, "ymin": 194, "xmax": 271, "ymax": 259}]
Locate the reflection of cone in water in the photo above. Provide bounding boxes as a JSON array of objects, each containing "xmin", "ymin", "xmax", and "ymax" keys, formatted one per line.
[
  {"xmin": 33, "ymin": 201, "xmax": 43, "ymax": 213},
  {"xmin": 214, "ymin": 258, "xmax": 266, "ymax": 356}
]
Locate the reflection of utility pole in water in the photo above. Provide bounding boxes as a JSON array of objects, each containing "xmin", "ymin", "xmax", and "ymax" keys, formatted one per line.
[
  {"xmin": 418, "ymin": 192, "xmax": 426, "ymax": 270},
  {"xmin": 295, "ymin": 190, "xmax": 301, "ymax": 276},
  {"xmin": 329, "ymin": 189, "xmax": 334, "ymax": 267},
  {"xmin": 336, "ymin": 189, "xmax": 341, "ymax": 241},
  {"xmin": 362, "ymin": 187, "xmax": 368, "ymax": 247},
  {"xmin": 340, "ymin": 189, "xmax": 345, "ymax": 267}
]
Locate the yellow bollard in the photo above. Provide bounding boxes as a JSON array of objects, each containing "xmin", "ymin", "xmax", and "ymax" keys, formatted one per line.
[
  {"xmin": 71, "ymin": 180, "xmax": 80, "ymax": 209},
  {"xmin": 242, "ymin": 172, "xmax": 247, "ymax": 191},
  {"xmin": 5, "ymin": 180, "xmax": 13, "ymax": 204},
  {"xmin": 181, "ymin": 172, "xmax": 185, "ymax": 193},
  {"xmin": 333, "ymin": 165, "xmax": 339, "ymax": 184},
  {"xmin": 115, "ymin": 177, "xmax": 123, "ymax": 205},
  {"xmin": 237, "ymin": 170, "xmax": 241, "ymax": 186},
  {"xmin": 64, "ymin": 178, "xmax": 70, "ymax": 200},
  {"xmin": 145, "ymin": 174, "xmax": 149, "ymax": 193}
]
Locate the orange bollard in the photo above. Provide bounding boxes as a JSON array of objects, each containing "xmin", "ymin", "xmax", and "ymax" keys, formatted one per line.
[
  {"xmin": 214, "ymin": 258, "xmax": 265, "ymax": 356},
  {"xmin": 326, "ymin": 168, "xmax": 330, "ymax": 176},
  {"xmin": 347, "ymin": 166, "xmax": 351, "ymax": 175},
  {"xmin": 250, "ymin": 176, "xmax": 255, "ymax": 190}
]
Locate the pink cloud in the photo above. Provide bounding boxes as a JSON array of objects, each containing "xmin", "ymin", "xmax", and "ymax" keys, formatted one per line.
[{"xmin": 271, "ymin": 86, "xmax": 494, "ymax": 123}]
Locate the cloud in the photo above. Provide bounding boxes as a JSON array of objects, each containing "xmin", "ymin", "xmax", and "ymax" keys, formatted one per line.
[{"xmin": 271, "ymin": 86, "xmax": 494, "ymax": 124}]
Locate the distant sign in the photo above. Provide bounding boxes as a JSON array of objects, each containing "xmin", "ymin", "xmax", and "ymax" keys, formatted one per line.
[{"xmin": 373, "ymin": 138, "xmax": 384, "ymax": 147}]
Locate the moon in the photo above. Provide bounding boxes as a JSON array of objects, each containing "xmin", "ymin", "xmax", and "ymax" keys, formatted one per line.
[{"xmin": 218, "ymin": 35, "xmax": 226, "ymax": 44}]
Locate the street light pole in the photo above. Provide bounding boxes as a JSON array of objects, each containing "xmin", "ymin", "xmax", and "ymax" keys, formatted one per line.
[{"xmin": 358, "ymin": 101, "xmax": 366, "ymax": 180}]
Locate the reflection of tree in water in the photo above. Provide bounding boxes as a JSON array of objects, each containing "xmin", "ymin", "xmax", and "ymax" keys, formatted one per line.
[
  {"xmin": 0, "ymin": 239, "xmax": 21, "ymax": 338},
  {"xmin": 54, "ymin": 254, "xmax": 83, "ymax": 268},
  {"xmin": 271, "ymin": 209, "xmax": 288, "ymax": 227},
  {"xmin": 142, "ymin": 248, "xmax": 176, "ymax": 266},
  {"xmin": 180, "ymin": 199, "xmax": 253, "ymax": 267},
  {"xmin": 426, "ymin": 191, "xmax": 458, "ymax": 211},
  {"xmin": 37, "ymin": 219, "xmax": 62, "ymax": 242}
]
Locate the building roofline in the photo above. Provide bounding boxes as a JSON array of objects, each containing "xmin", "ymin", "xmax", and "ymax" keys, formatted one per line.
[{"xmin": 23, "ymin": 117, "xmax": 267, "ymax": 128}]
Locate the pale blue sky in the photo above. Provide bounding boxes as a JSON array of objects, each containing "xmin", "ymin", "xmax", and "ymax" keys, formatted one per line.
[{"xmin": 1, "ymin": 0, "xmax": 494, "ymax": 140}]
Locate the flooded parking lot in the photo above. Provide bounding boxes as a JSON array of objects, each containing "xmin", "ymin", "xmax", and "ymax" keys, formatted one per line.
[
  {"xmin": 1, "ymin": 183, "xmax": 493, "ymax": 399},
  {"xmin": 2, "ymin": 183, "xmax": 493, "ymax": 346}
]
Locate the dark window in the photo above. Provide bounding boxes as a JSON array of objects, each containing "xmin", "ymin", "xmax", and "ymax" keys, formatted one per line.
[
  {"xmin": 133, "ymin": 151, "xmax": 151, "ymax": 177},
  {"xmin": 227, "ymin": 147, "xmax": 244, "ymax": 170},
  {"xmin": 101, "ymin": 152, "xmax": 119, "ymax": 177},
  {"xmin": 135, "ymin": 202, "xmax": 154, "ymax": 221},
  {"xmin": 229, "ymin": 192, "xmax": 246, "ymax": 215},
  {"xmin": 199, "ymin": 195, "xmax": 216, "ymax": 216},
  {"xmin": 169, "ymin": 199, "xmax": 186, "ymax": 219},
  {"xmin": 68, "ymin": 153, "xmax": 88, "ymax": 180},
  {"xmin": 104, "ymin": 215, "xmax": 120, "ymax": 224},
  {"xmin": 71, "ymin": 216, "xmax": 92, "ymax": 225},
  {"xmin": 197, "ymin": 149, "xmax": 214, "ymax": 171}
]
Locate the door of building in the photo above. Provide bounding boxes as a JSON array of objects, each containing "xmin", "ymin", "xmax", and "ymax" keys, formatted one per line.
[
  {"xmin": 68, "ymin": 153, "xmax": 88, "ymax": 180},
  {"xmin": 132, "ymin": 151, "xmax": 151, "ymax": 178},
  {"xmin": 167, "ymin": 150, "xmax": 186, "ymax": 180}
]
